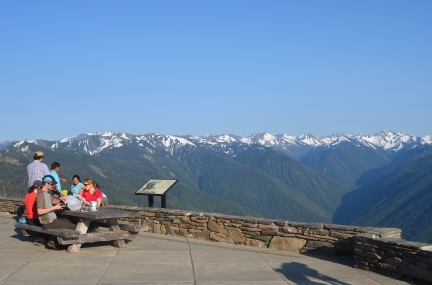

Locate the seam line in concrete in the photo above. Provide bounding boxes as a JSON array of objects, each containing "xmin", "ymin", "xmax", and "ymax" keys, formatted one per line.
[
  {"xmin": 186, "ymin": 237, "xmax": 197, "ymax": 285},
  {"xmin": 96, "ymin": 247, "xmax": 120, "ymax": 285},
  {"xmin": 1, "ymin": 242, "xmax": 46, "ymax": 282},
  {"xmin": 357, "ymin": 269, "xmax": 385, "ymax": 285},
  {"xmin": 257, "ymin": 252, "xmax": 292, "ymax": 284}
]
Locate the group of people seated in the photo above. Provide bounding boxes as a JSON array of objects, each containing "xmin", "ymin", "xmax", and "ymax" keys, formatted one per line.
[
  {"xmin": 24, "ymin": 151, "xmax": 108, "ymax": 249},
  {"xmin": 70, "ymin": 175, "xmax": 108, "ymax": 208},
  {"xmin": 24, "ymin": 175, "xmax": 106, "ymax": 248}
]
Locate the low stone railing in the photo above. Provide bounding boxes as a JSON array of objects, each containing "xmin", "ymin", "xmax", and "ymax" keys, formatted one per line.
[
  {"xmin": 354, "ymin": 234, "xmax": 432, "ymax": 282},
  {"xmin": 2, "ymin": 197, "xmax": 431, "ymax": 283},
  {"xmin": 114, "ymin": 206, "xmax": 401, "ymax": 255}
]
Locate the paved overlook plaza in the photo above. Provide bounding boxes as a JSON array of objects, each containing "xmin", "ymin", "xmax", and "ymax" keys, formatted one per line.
[{"xmin": 0, "ymin": 213, "xmax": 419, "ymax": 285}]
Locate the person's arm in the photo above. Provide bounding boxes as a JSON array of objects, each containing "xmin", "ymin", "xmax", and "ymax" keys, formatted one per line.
[
  {"xmin": 80, "ymin": 191, "xmax": 87, "ymax": 204},
  {"xmin": 96, "ymin": 198, "xmax": 102, "ymax": 208},
  {"xmin": 60, "ymin": 177, "xmax": 67, "ymax": 183},
  {"xmin": 43, "ymin": 164, "xmax": 50, "ymax": 176},
  {"xmin": 37, "ymin": 203, "xmax": 63, "ymax": 215},
  {"xmin": 52, "ymin": 196, "xmax": 67, "ymax": 204}
]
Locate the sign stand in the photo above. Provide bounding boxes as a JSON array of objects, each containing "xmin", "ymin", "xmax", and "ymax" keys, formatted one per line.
[{"xmin": 135, "ymin": 179, "xmax": 178, "ymax": 208}]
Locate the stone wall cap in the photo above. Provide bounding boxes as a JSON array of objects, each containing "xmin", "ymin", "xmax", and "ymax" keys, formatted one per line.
[
  {"xmin": 203, "ymin": 212, "xmax": 225, "ymax": 217},
  {"xmin": 376, "ymin": 238, "xmax": 432, "ymax": 249},
  {"xmin": 420, "ymin": 245, "xmax": 432, "ymax": 251},
  {"xmin": 123, "ymin": 206, "xmax": 139, "ymax": 211},
  {"xmin": 324, "ymin": 224, "xmax": 364, "ymax": 231},
  {"xmin": 0, "ymin": 197, "xmax": 23, "ymax": 202},
  {"xmin": 366, "ymin": 228, "xmax": 402, "ymax": 237},
  {"xmin": 289, "ymin": 222, "xmax": 323, "ymax": 229},
  {"xmin": 259, "ymin": 218, "xmax": 279, "ymax": 225},
  {"xmin": 188, "ymin": 212, "xmax": 208, "ymax": 216},
  {"xmin": 214, "ymin": 214, "xmax": 237, "ymax": 220},
  {"xmin": 374, "ymin": 237, "xmax": 405, "ymax": 243},
  {"xmin": 167, "ymin": 210, "xmax": 191, "ymax": 215},
  {"xmin": 232, "ymin": 216, "xmax": 262, "ymax": 223}
]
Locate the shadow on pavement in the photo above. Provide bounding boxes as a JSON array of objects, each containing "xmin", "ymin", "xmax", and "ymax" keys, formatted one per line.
[
  {"xmin": 275, "ymin": 262, "xmax": 351, "ymax": 285},
  {"xmin": 301, "ymin": 252, "xmax": 355, "ymax": 267},
  {"xmin": 9, "ymin": 215, "xmax": 36, "ymax": 243}
]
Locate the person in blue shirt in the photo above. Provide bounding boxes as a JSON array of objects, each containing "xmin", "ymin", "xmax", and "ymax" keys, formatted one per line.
[
  {"xmin": 71, "ymin": 174, "xmax": 84, "ymax": 197},
  {"xmin": 50, "ymin": 162, "xmax": 67, "ymax": 191}
]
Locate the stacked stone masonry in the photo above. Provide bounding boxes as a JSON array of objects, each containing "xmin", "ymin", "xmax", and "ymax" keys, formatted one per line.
[
  {"xmin": 355, "ymin": 234, "xmax": 432, "ymax": 282},
  {"xmin": 1, "ymin": 197, "xmax": 432, "ymax": 283}
]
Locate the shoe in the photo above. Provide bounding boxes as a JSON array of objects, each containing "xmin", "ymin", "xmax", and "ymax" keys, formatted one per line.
[
  {"xmin": 35, "ymin": 237, "xmax": 47, "ymax": 246},
  {"xmin": 46, "ymin": 238, "xmax": 58, "ymax": 250},
  {"xmin": 90, "ymin": 227, "xmax": 101, "ymax": 233}
]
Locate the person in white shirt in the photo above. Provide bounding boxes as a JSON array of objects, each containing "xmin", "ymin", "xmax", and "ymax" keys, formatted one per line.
[{"xmin": 27, "ymin": 151, "xmax": 50, "ymax": 188}]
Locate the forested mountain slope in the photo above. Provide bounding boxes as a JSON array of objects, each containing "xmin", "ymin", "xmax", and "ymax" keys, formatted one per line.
[
  {"xmin": 2, "ymin": 141, "xmax": 348, "ymax": 222},
  {"xmin": 333, "ymin": 145, "xmax": 432, "ymax": 242},
  {"xmin": 300, "ymin": 140, "xmax": 390, "ymax": 189}
]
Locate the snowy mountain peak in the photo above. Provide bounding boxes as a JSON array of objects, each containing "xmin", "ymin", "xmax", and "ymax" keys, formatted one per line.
[{"xmin": 7, "ymin": 130, "xmax": 432, "ymax": 159}]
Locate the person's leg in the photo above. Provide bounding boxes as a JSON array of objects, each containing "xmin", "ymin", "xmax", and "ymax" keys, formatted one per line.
[
  {"xmin": 42, "ymin": 219, "xmax": 77, "ymax": 250},
  {"xmin": 25, "ymin": 219, "xmax": 48, "ymax": 244},
  {"xmin": 42, "ymin": 218, "xmax": 77, "ymax": 230}
]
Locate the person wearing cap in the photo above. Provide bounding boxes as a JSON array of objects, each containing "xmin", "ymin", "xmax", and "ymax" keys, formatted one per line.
[
  {"xmin": 37, "ymin": 175, "xmax": 76, "ymax": 230},
  {"xmin": 24, "ymin": 180, "xmax": 48, "ymax": 245},
  {"xmin": 27, "ymin": 151, "xmax": 50, "ymax": 188},
  {"xmin": 24, "ymin": 180, "xmax": 44, "ymax": 226}
]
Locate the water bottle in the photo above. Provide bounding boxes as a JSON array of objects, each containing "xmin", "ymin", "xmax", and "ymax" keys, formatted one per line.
[{"xmin": 19, "ymin": 217, "xmax": 26, "ymax": 224}]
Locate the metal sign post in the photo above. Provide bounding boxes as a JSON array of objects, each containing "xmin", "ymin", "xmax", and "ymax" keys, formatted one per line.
[{"xmin": 135, "ymin": 179, "xmax": 178, "ymax": 208}]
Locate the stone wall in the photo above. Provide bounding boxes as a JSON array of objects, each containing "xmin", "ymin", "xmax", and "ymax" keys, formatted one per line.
[
  {"xmin": 2, "ymin": 197, "xmax": 431, "ymax": 283},
  {"xmin": 354, "ymin": 234, "xmax": 432, "ymax": 282},
  {"xmin": 117, "ymin": 206, "xmax": 401, "ymax": 256},
  {"xmin": 0, "ymin": 197, "xmax": 25, "ymax": 215}
]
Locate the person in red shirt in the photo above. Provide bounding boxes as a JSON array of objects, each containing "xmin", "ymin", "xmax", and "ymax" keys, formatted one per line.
[
  {"xmin": 24, "ymin": 180, "xmax": 43, "ymax": 226},
  {"xmin": 24, "ymin": 180, "xmax": 47, "ymax": 245},
  {"xmin": 80, "ymin": 178, "xmax": 103, "ymax": 208}
]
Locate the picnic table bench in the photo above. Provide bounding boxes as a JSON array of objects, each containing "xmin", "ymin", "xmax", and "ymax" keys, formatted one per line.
[{"xmin": 15, "ymin": 208, "xmax": 142, "ymax": 253}]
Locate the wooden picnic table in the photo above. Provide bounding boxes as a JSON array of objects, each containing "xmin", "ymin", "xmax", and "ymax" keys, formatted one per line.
[{"xmin": 59, "ymin": 208, "xmax": 141, "ymax": 253}]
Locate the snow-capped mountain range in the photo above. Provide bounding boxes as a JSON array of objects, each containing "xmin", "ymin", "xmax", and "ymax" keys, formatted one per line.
[{"xmin": 7, "ymin": 131, "xmax": 432, "ymax": 159}]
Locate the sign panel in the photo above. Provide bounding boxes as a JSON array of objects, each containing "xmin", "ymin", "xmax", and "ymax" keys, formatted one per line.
[{"xmin": 135, "ymin": 179, "xmax": 178, "ymax": 196}]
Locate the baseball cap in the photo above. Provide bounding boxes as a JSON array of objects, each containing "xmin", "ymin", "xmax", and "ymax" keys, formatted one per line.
[
  {"xmin": 32, "ymin": 180, "xmax": 43, "ymax": 187},
  {"xmin": 34, "ymin": 151, "xmax": 44, "ymax": 157},
  {"xmin": 42, "ymin": 175, "xmax": 58, "ymax": 184}
]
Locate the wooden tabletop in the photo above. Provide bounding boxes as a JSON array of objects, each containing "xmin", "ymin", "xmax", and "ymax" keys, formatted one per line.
[{"xmin": 60, "ymin": 208, "xmax": 139, "ymax": 219}]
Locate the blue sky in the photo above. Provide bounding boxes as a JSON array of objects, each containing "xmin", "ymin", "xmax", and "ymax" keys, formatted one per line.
[{"xmin": 1, "ymin": 1, "xmax": 431, "ymax": 142}]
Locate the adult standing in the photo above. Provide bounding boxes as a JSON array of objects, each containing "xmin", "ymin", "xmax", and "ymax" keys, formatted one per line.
[
  {"xmin": 50, "ymin": 162, "xmax": 68, "ymax": 191},
  {"xmin": 27, "ymin": 151, "xmax": 50, "ymax": 188}
]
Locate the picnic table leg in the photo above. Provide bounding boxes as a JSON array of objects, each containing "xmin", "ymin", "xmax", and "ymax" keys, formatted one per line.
[
  {"xmin": 67, "ymin": 219, "xmax": 89, "ymax": 253},
  {"xmin": 106, "ymin": 218, "xmax": 126, "ymax": 248}
]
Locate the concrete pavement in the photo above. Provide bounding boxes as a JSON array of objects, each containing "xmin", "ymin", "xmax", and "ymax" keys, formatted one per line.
[{"xmin": 0, "ymin": 212, "xmax": 419, "ymax": 285}]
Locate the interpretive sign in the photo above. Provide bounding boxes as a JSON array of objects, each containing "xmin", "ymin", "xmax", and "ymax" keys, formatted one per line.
[{"xmin": 135, "ymin": 179, "xmax": 178, "ymax": 208}]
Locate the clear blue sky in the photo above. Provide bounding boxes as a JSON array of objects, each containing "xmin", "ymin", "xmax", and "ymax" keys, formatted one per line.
[{"xmin": 1, "ymin": 1, "xmax": 431, "ymax": 142}]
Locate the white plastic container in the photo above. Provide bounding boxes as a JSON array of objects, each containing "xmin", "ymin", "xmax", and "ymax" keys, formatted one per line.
[{"xmin": 66, "ymin": 196, "xmax": 82, "ymax": 211}]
